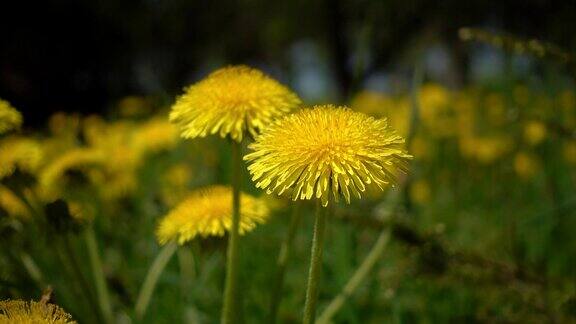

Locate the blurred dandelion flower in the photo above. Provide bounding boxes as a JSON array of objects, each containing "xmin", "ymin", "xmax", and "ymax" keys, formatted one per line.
[
  {"xmin": 351, "ymin": 91, "xmax": 395, "ymax": 117},
  {"xmin": 169, "ymin": 65, "xmax": 301, "ymax": 142},
  {"xmin": 523, "ymin": 120, "xmax": 547, "ymax": 146},
  {"xmin": 409, "ymin": 179, "xmax": 431, "ymax": 204},
  {"xmin": 0, "ymin": 299, "xmax": 76, "ymax": 324},
  {"xmin": 419, "ymin": 84, "xmax": 457, "ymax": 137},
  {"xmin": 0, "ymin": 186, "xmax": 30, "ymax": 219},
  {"xmin": 460, "ymin": 135, "xmax": 512, "ymax": 164},
  {"xmin": 156, "ymin": 185, "xmax": 269, "ymax": 245},
  {"xmin": 351, "ymin": 91, "xmax": 410, "ymax": 137},
  {"xmin": 514, "ymin": 152, "xmax": 540, "ymax": 179},
  {"xmin": 0, "ymin": 99, "xmax": 22, "ymax": 134},
  {"xmin": 0, "ymin": 137, "xmax": 43, "ymax": 179},
  {"xmin": 131, "ymin": 117, "xmax": 179, "ymax": 154},
  {"xmin": 38, "ymin": 148, "xmax": 105, "ymax": 199},
  {"xmin": 244, "ymin": 105, "xmax": 411, "ymax": 207}
]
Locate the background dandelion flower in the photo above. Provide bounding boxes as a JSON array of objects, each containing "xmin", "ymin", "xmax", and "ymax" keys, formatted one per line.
[
  {"xmin": 0, "ymin": 99, "xmax": 22, "ymax": 134},
  {"xmin": 156, "ymin": 185, "xmax": 269, "ymax": 245},
  {"xmin": 0, "ymin": 186, "xmax": 31, "ymax": 219},
  {"xmin": 169, "ymin": 65, "xmax": 301, "ymax": 142},
  {"xmin": 0, "ymin": 300, "xmax": 76, "ymax": 324},
  {"xmin": 38, "ymin": 148, "xmax": 105, "ymax": 200},
  {"xmin": 0, "ymin": 137, "xmax": 43, "ymax": 179},
  {"xmin": 244, "ymin": 105, "xmax": 412, "ymax": 206}
]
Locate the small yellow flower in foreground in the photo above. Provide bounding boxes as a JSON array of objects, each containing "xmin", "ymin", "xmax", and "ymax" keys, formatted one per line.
[
  {"xmin": 169, "ymin": 65, "xmax": 301, "ymax": 142},
  {"xmin": 244, "ymin": 105, "xmax": 412, "ymax": 207},
  {"xmin": 0, "ymin": 299, "xmax": 75, "ymax": 324},
  {"xmin": 156, "ymin": 185, "xmax": 269, "ymax": 245},
  {"xmin": 0, "ymin": 99, "xmax": 22, "ymax": 134}
]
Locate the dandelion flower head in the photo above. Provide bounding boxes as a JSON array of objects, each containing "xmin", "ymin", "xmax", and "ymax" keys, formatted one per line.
[
  {"xmin": 131, "ymin": 117, "xmax": 179, "ymax": 155},
  {"xmin": 0, "ymin": 300, "xmax": 76, "ymax": 324},
  {"xmin": 0, "ymin": 137, "xmax": 43, "ymax": 179},
  {"xmin": 156, "ymin": 185, "xmax": 269, "ymax": 245},
  {"xmin": 244, "ymin": 105, "xmax": 412, "ymax": 206},
  {"xmin": 0, "ymin": 186, "xmax": 31, "ymax": 219},
  {"xmin": 169, "ymin": 65, "xmax": 301, "ymax": 142},
  {"xmin": 38, "ymin": 148, "xmax": 105, "ymax": 200},
  {"xmin": 0, "ymin": 99, "xmax": 22, "ymax": 134},
  {"xmin": 523, "ymin": 120, "xmax": 547, "ymax": 146}
]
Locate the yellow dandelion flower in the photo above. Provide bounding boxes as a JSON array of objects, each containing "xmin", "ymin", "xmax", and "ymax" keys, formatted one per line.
[
  {"xmin": 523, "ymin": 120, "xmax": 547, "ymax": 146},
  {"xmin": 156, "ymin": 185, "xmax": 269, "ymax": 245},
  {"xmin": 0, "ymin": 137, "xmax": 43, "ymax": 179},
  {"xmin": 0, "ymin": 186, "xmax": 30, "ymax": 219},
  {"xmin": 351, "ymin": 91, "xmax": 410, "ymax": 137},
  {"xmin": 409, "ymin": 179, "xmax": 431, "ymax": 205},
  {"xmin": 419, "ymin": 84, "xmax": 456, "ymax": 138},
  {"xmin": 244, "ymin": 105, "xmax": 412, "ymax": 207},
  {"xmin": 38, "ymin": 148, "xmax": 105, "ymax": 200},
  {"xmin": 169, "ymin": 65, "xmax": 301, "ymax": 142},
  {"xmin": 0, "ymin": 99, "xmax": 22, "ymax": 134},
  {"xmin": 131, "ymin": 117, "xmax": 179, "ymax": 155},
  {"xmin": 351, "ymin": 91, "xmax": 395, "ymax": 117},
  {"xmin": 0, "ymin": 299, "xmax": 76, "ymax": 324},
  {"xmin": 474, "ymin": 136, "xmax": 512, "ymax": 164},
  {"xmin": 514, "ymin": 152, "xmax": 540, "ymax": 179}
]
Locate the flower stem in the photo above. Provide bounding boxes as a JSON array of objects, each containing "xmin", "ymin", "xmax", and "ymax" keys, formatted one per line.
[
  {"xmin": 135, "ymin": 241, "xmax": 178, "ymax": 320},
  {"xmin": 303, "ymin": 202, "xmax": 328, "ymax": 324},
  {"xmin": 62, "ymin": 234, "xmax": 100, "ymax": 312},
  {"xmin": 268, "ymin": 203, "xmax": 302, "ymax": 323},
  {"xmin": 20, "ymin": 252, "xmax": 44, "ymax": 287},
  {"xmin": 177, "ymin": 246, "xmax": 196, "ymax": 299},
  {"xmin": 222, "ymin": 140, "xmax": 242, "ymax": 324},
  {"xmin": 316, "ymin": 228, "xmax": 391, "ymax": 323},
  {"xmin": 85, "ymin": 225, "xmax": 114, "ymax": 324},
  {"xmin": 54, "ymin": 241, "xmax": 102, "ymax": 322}
]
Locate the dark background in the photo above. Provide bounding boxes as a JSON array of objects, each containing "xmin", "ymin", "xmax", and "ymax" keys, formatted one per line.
[{"xmin": 1, "ymin": 0, "xmax": 575, "ymax": 125}]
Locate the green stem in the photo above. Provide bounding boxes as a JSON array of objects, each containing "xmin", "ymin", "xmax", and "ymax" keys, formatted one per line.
[
  {"xmin": 221, "ymin": 140, "xmax": 242, "ymax": 324},
  {"xmin": 54, "ymin": 242, "xmax": 101, "ymax": 323},
  {"xmin": 303, "ymin": 202, "xmax": 329, "ymax": 324},
  {"xmin": 135, "ymin": 241, "xmax": 178, "ymax": 320},
  {"xmin": 20, "ymin": 252, "xmax": 45, "ymax": 286},
  {"xmin": 268, "ymin": 203, "xmax": 302, "ymax": 323},
  {"xmin": 316, "ymin": 229, "xmax": 391, "ymax": 323},
  {"xmin": 63, "ymin": 234, "xmax": 100, "ymax": 310},
  {"xmin": 85, "ymin": 225, "xmax": 114, "ymax": 324},
  {"xmin": 177, "ymin": 246, "xmax": 196, "ymax": 299}
]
